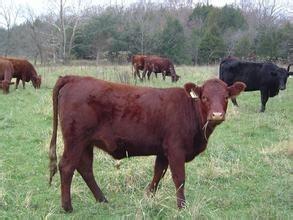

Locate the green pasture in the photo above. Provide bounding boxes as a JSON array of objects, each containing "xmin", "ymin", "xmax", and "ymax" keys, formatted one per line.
[{"xmin": 0, "ymin": 64, "xmax": 292, "ymax": 219}]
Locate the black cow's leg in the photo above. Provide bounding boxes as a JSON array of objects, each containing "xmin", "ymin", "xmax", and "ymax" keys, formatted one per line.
[
  {"xmin": 260, "ymin": 89, "xmax": 269, "ymax": 112},
  {"xmin": 59, "ymin": 141, "xmax": 85, "ymax": 212},
  {"xmin": 147, "ymin": 154, "xmax": 168, "ymax": 195},
  {"xmin": 231, "ymin": 97, "xmax": 239, "ymax": 107},
  {"xmin": 168, "ymin": 149, "xmax": 186, "ymax": 209},
  {"xmin": 77, "ymin": 146, "xmax": 108, "ymax": 203}
]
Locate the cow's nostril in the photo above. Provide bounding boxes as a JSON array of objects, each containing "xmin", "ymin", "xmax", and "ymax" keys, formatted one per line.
[{"xmin": 213, "ymin": 112, "xmax": 222, "ymax": 117}]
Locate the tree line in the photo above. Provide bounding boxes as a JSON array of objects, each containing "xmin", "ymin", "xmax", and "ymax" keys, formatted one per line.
[{"xmin": 0, "ymin": 0, "xmax": 292, "ymax": 65}]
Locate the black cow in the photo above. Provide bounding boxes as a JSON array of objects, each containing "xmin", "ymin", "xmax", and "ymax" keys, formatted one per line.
[{"xmin": 219, "ymin": 58, "xmax": 292, "ymax": 112}]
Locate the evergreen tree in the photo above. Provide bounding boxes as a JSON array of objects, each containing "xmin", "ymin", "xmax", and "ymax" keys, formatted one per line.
[
  {"xmin": 158, "ymin": 17, "xmax": 186, "ymax": 64},
  {"xmin": 235, "ymin": 35, "xmax": 252, "ymax": 58},
  {"xmin": 198, "ymin": 25, "xmax": 226, "ymax": 64}
]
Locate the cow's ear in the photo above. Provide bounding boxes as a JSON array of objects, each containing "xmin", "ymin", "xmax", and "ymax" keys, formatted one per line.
[
  {"xmin": 228, "ymin": 82, "xmax": 246, "ymax": 98},
  {"xmin": 184, "ymin": 83, "xmax": 201, "ymax": 99}
]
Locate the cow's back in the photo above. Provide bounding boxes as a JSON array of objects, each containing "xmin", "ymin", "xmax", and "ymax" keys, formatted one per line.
[{"xmin": 220, "ymin": 60, "xmax": 263, "ymax": 91}]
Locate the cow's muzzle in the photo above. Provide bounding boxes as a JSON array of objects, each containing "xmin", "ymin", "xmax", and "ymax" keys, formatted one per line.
[
  {"xmin": 208, "ymin": 112, "xmax": 225, "ymax": 124},
  {"xmin": 279, "ymin": 85, "xmax": 286, "ymax": 90}
]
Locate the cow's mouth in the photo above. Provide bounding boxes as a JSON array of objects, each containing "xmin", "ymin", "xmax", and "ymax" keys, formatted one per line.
[
  {"xmin": 208, "ymin": 118, "xmax": 225, "ymax": 125},
  {"xmin": 279, "ymin": 86, "xmax": 286, "ymax": 90}
]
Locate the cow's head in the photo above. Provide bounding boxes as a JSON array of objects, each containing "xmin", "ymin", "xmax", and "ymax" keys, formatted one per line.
[
  {"xmin": 272, "ymin": 67, "xmax": 291, "ymax": 90},
  {"xmin": 170, "ymin": 66, "xmax": 179, "ymax": 82},
  {"xmin": 32, "ymin": 75, "xmax": 41, "ymax": 89},
  {"xmin": 172, "ymin": 74, "xmax": 180, "ymax": 82},
  {"xmin": 184, "ymin": 79, "xmax": 246, "ymax": 125},
  {"xmin": 2, "ymin": 80, "xmax": 9, "ymax": 94}
]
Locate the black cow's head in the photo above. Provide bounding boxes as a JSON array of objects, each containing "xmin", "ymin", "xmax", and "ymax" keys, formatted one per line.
[{"xmin": 272, "ymin": 67, "xmax": 291, "ymax": 90}]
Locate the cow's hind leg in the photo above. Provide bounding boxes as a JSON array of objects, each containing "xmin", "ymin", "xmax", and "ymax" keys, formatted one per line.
[
  {"xmin": 77, "ymin": 146, "xmax": 108, "ymax": 203},
  {"xmin": 59, "ymin": 142, "xmax": 86, "ymax": 212},
  {"xmin": 147, "ymin": 154, "xmax": 168, "ymax": 195}
]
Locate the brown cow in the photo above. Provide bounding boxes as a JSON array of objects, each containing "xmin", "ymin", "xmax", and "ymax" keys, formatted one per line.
[
  {"xmin": 0, "ymin": 56, "xmax": 41, "ymax": 89},
  {"xmin": 142, "ymin": 56, "xmax": 179, "ymax": 82},
  {"xmin": 0, "ymin": 59, "xmax": 14, "ymax": 94},
  {"xmin": 131, "ymin": 54, "xmax": 147, "ymax": 80},
  {"xmin": 49, "ymin": 75, "xmax": 245, "ymax": 212}
]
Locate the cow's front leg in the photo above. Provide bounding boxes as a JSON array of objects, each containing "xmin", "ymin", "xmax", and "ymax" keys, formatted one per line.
[
  {"xmin": 147, "ymin": 154, "xmax": 168, "ymax": 195},
  {"xmin": 147, "ymin": 71, "xmax": 151, "ymax": 80},
  {"xmin": 21, "ymin": 76, "xmax": 26, "ymax": 89},
  {"xmin": 141, "ymin": 69, "xmax": 147, "ymax": 81},
  {"xmin": 168, "ymin": 149, "xmax": 186, "ymax": 209},
  {"xmin": 162, "ymin": 71, "xmax": 166, "ymax": 80},
  {"xmin": 15, "ymin": 78, "xmax": 20, "ymax": 89},
  {"xmin": 260, "ymin": 89, "xmax": 269, "ymax": 112}
]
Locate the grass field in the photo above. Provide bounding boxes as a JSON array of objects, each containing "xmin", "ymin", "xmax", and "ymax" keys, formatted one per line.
[{"xmin": 0, "ymin": 64, "xmax": 292, "ymax": 219}]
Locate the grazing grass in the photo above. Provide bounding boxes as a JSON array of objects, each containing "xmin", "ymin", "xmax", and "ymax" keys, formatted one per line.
[{"xmin": 0, "ymin": 64, "xmax": 292, "ymax": 219}]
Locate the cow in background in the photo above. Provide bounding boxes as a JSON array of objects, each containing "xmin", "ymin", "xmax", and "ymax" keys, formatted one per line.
[
  {"xmin": 0, "ymin": 59, "xmax": 14, "ymax": 94},
  {"xmin": 219, "ymin": 58, "xmax": 293, "ymax": 112},
  {"xmin": 131, "ymin": 55, "xmax": 147, "ymax": 80},
  {"xmin": 48, "ymin": 75, "xmax": 245, "ymax": 212},
  {"xmin": 142, "ymin": 56, "xmax": 180, "ymax": 82},
  {"xmin": 0, "ymin": 56, "xmax": 41, "ymax": 89}
]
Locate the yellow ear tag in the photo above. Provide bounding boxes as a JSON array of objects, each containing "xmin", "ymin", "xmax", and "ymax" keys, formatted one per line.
[{"xmin": 190, "ymin": 90, "xmax": 198, "ymax": 99}]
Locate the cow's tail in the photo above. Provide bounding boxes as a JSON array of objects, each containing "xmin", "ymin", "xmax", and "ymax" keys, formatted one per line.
[{"xmin": 49, "ymin": 76, "xmax": 71, "ymax": 186}]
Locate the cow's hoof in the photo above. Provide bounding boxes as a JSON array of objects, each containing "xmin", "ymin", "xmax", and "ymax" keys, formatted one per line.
[
  {"xmin": 177, "ymin": 202, "xmax": 186, "ymax": 210},
  {"xmin": 62, "ymin": 204, "xmax": 73, "ymax": 213},
  {"xmin": 146, "ymin": 188, "xmax": 155, "ymax": 198},
  {"xmin": 99, "ymin": 197, "xmax": 108, "ymax": 203}
]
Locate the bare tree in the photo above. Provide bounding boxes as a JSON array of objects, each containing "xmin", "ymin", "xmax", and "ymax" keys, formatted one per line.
[
  {"xmin": 24, "ymin": 7, "xmax": 45, "ymax": 64},
  {"xmin": 46, "ymin": 0, "xmax": 90, "ymax": 64},
  {"xmin": 0, "ymin": 0, "xmax": 21, "ymax": 56}
]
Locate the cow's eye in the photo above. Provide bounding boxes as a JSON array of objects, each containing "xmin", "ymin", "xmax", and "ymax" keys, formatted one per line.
[
  {"xmin": 225, "ymin": 96, "xmax": 229, "ymax": 101},
  {"xmin": 202, "ymin": 96, "xmax": 208, "ymax": 102}
]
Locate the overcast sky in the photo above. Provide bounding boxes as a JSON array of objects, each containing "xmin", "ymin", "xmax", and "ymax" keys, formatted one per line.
[
  {"xmin": 10, "ymin": 0, "xmax": 293, "ymax": 12},
  {"xmin": 1, "ymin": 0, "xmax": 292, "ymax": 26},
  {"xmin": 11, "ymin": 0, "xmax": 238, "ymax": 11}
]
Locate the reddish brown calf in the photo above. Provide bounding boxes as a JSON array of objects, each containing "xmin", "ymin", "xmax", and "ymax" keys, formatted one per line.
[{"xmin": 49, "ymin": 75, "xmax": 245, "ymax": 212}]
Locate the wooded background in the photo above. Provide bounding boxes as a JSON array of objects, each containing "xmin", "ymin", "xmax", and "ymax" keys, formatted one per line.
[{"xmin": 0, "ymin": 0, "xmax": 292, "ymax": 65}]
